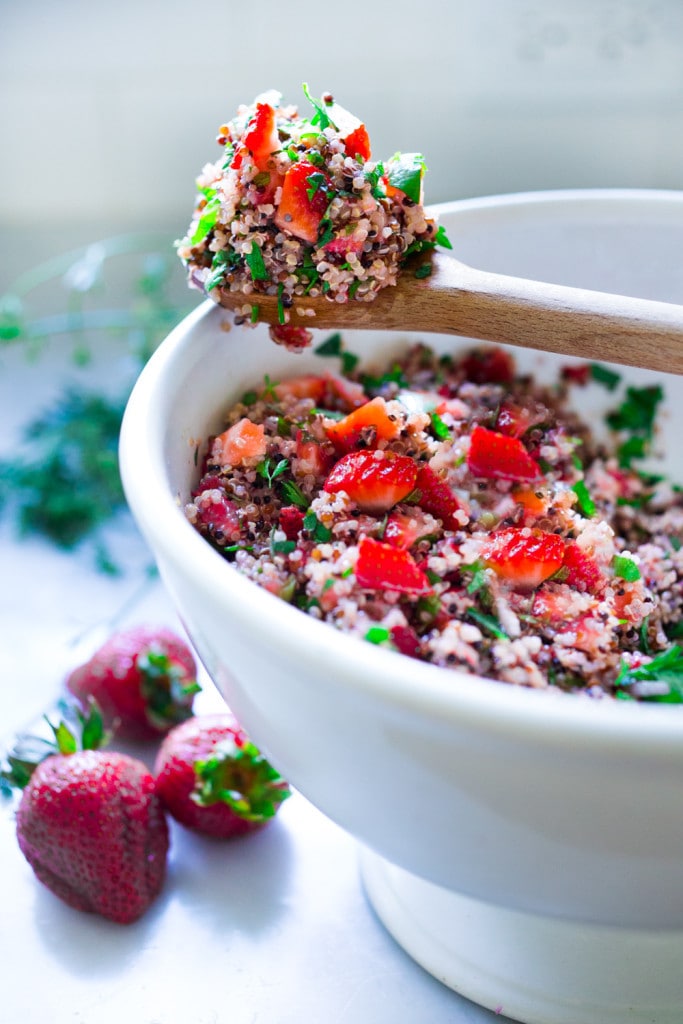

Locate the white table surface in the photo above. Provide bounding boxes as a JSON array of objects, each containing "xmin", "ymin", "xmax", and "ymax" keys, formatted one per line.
[{"xmin": 0, "ymin": 341, "xmax": 511, "ymax": 1024}]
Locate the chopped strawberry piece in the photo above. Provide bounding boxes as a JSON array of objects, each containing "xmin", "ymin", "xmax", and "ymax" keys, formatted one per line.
[
  {"xmin": 512, "ymin": 487, "xmax": 549, "ymax": 518},
  {"xmin": 324, "ymin": 372, "xmax": 368, "ymax": 410},
  {"xmin": 390, "ymin": 624, "xmax": 422, "ymax": 658},
  {"xmin": 324, "ymin": 234, "xmax": 365, "ymax": 257},
  {"xmin": 269, "ymin": 324, "xmax": 314, "ymax": 350},
  {"xmin": 343, "ymin": 123, "xmax": 371, "ymax": 162},
  {"xmin": 562, "ymin": 542, "xmax": 603, "ymax": 594},
  {"xmin": 531, "ymin": 588, "xmax": 574, "ymax": 623},
  {"xmin": 274, "ymin": 374, "xmax": 327, "ymax": 402},
  {"xmin": 495, "ymin": 400, "xmax": 546, "ymax": 439},
  {"xmin": 383, "ymin": 508, "xmax": 436, "ymax": 549},
  {"xmin": 460, "ymin": 347, "xmax": 515, "ymax": 384},
  {"xmin": 192, "ymin": 473, "xmax": 223, "ymax": 497},
  {"xmin": 355, "ymin": 536, "xmax": 432, "ymax": 594},
  {"xmin": 324, "ymin": 450, "xmax": 418, "ymax": 513},
  {"xmin": 467, "ymin": 425, "xmax": 542, "ymax": 482},
  {"xmin": 324, "ymin": 396, "xmax": 400, "ymax": 452},
  {"xmin": 483, "ymin": 528, "xmax": 565, "ymax": 589},
  {"xmin": 243, "ymin": 102, "xmax": 279, "ymax": 172},
  {"xmin": 274, "ymin": 161, "xmax": 330, "ymax": 245},
  {"xmin": 279, "ymin": 505, "xmax": 305, "ymax": 541},
  {"xmin": 216, "ymin": 418, "xmax": 267, "ymax": 467},
  {"xmin": 195, "ymin": 493, "xmax": 241, "ymax": 541},
  {"xmin": 414, "ymin": 465, "xmax": 462, "ymax": 530},
  {"xmin": 561, "ymin": 363, "xmax": 591, "ymax": 386},
  {"xmin": 295, "ymin": 430, "xmax": 335, "ymax": 479}
]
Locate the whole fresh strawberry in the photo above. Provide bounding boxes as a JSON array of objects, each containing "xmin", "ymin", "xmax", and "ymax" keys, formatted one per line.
[
  {"xmin": 7, "ymin": 705, "xmax": 169, "ymax": 924},
  {"xmin": 154, "ymin": 714, "xmax": 290, "ymax": 839},
  {"xmin": 66, "ymin": 625, "xmax": 200, "ymax": 739}
]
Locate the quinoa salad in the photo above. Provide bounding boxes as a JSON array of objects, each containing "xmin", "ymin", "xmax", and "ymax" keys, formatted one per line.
[
  {"xmin": 185, "ymin": 340, "xmax": 683, "ymax": 703},
  {"xmin": 176, "ymin": 87, "xmax": 450, "ymax": 349}
]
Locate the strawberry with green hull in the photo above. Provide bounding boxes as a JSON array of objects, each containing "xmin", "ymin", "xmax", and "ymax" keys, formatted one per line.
[
  {"xmin": 5, "ymin": 705, "xmax": 169, "ymax": 924},
  {"xmin": 66, "ymin": 625, "xmax": 200, "ymax": 740},
  {"xmin": 154, "ymin": 715, "xmax": 290, "ymax": 839}
]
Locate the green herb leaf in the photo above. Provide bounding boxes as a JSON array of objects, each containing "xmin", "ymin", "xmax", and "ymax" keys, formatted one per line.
[
  {"xmin": 414, "ymin": 263, "xmax": 432, "ymax": 279},
  {"xmin": 615, "ymin": 645, "xmax": 683, "ymax": 702},
  {"xmin": 190, "ymin": 191, "xmax": 221, "ymax": 246},
  {"xmin": 306, "ymin": 172, "xmax": 328, "ymax": 201},
  {"xmin": 465, "ymin": 607, "xmax": 508, "ymax": 640},
  {"xmin": 302, "ymin": 83, "xmax": 336, "ymax": 131},
  {"xmin": 314, "ymin": 332, "xmax": 343, "ymax": 356},
  {"xmin": 245, "ymin": 242, "xmax": 269, "ymax": 282},
  {"xmin": 280, "ymin": 478, "xmax": 310, "ymax": 509},
  {"xmin": 590, "ymin": 363, "xmax": 621, "ymax": 391},
  {"xmin": 430, "ymin": 412, "xmax": 451, "ymax": 440},
  {"xmin": 303, "ymin": 510, "xmax": 333, "ymax": 542},
  {"xmin": 366, "ymin": 626, "xmax": 391, "ymax": 645},
  {"xmin": 572, "ymin": 479, "xmax": 596, "ymax": 518},
  {"xmin": 434, "ymin": 225, "xmax": 453, "ymax": 250},
  {"xmin": 276, "ymin": 282, "xmax": 286, "ymax": 325},
  {"xmin": 257, "ymin": 457, "xmax": 289, "ymax": 487},
  {"xmin": 385, "ymin": 153, "xmax": 426, "ymax": 204},
  {"xmin": 270, "ymin": 527, "xmax": 296, "ymax": 556},
  {"xmin": 612, "ymin": 554, "xmax": 641, "ymax": 581}
]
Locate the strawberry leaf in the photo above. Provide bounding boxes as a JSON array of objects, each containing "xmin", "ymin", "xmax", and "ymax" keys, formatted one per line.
[{"xmin": 192, "ymin": 736, "xmax": 290, "ymax": 821}]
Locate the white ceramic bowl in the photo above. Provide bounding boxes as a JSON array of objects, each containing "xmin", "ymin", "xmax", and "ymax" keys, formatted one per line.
[{"xmin": 121, "ymin": 191, "xmax": 683, "ymax": 1024}]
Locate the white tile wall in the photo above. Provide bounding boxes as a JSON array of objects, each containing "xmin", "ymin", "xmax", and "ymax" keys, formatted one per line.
[{"xmin": 1, "ymin": 0, "xmax": 682, "ymax": 235}]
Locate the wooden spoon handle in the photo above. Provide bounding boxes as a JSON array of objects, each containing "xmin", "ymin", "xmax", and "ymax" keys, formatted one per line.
[{"xmin": 399, "ymin": 254, "xmax": 683, "ymax": 375}]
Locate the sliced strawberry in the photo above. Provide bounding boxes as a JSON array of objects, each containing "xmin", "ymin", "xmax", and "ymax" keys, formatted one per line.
[
  {"xmin": 279, "ymin": 505, "xmax": 305, "ymax": 541},
  {"xmin": 324, "ymin": 450, "xmax": 417, "ymax": 513},
  {"xmin": 562, "ymin": 542, "xmax": 603, "ymax": 594},
  {"xmin": 324, "ymin": 396, "xmax": 401, "ymax": 452},
  {"xmin": 355, "ymin": 536, "xmax": 432, "ymax": 594},
  {"xmin": 460, "ymin": 347, "xmax": 515, "ymax": 384},
  {"xmin": 483, "ymin": 528, "xmax": 565, "ymax": 589},
  {"xmin": 274, "ymin": 161, "xmax": 330, "ymax": 245},
  {"xmin": 216, "ymin": 418, "xmax": 267, "ymax": 467},
  {"xmin": 561, "ymin": 363, "xmax": 591, "ymax": 386},
  {"xmin": 467, "ymin": 425, "xmax": 542, "ymax": 482},
  {"xmin": 269, "ymin": 324, "xmax": 314, "ymax": 350},
  {"xmin": 531, "ymin": 588, "xmax": 575, "ymax": 623},
  {"xmin": 322, "ymin": 99, "xmax": 372, "ymax": 161},
  {"xmin": 383, "ymin": 508, "xmax": 436, "ymax": 548},
  {"xmin": 243, "ymin": 102, "xmax": 279, "ymax": 172},
  {"xmin": 324, "ymin": 372, "xmax": 368, "ymax": 410},
  {"xmin": 414, "ymin": 465, "xmax": 463, "ymax": 530},
  {"xmin": 390, "ymin": 624, "xmax": 422, "ymax": 658}
]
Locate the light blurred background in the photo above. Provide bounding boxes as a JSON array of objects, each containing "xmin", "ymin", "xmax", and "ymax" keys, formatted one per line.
[{"xmin": 2, "ymin": 0, "xmax": 683, "ymax": 284}]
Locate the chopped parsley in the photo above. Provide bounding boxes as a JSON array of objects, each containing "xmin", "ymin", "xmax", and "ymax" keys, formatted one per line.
[
  {"xmin": 612, "ymin": 554, "xmax": 641, "ymax": 581},
  {"xmin": 614, "ymin": 645, "xmax": 683, "ymax": 703},
  {"xmin": 414, "ymin": 263, "xmax": 432, "ymax": 279},
  {"xmin": 189, "ymin": 188, "xmax": 220, "ymax": 245},
  {"xmin": 606, "ymin": 384, "xmax": 664, "ymax": 467},
  {"xmin": 306, "ymin": 172, "xmax": 328, "ymax": 201},
  {"xmin": 205, "ymin": 249, "xmax": 240, "ymax": 292},
  {"xmin": 430, "ymin": 412, "xmax": 451, "ymax": 440},
  {"xmin": 466, "ymin": 607, "xmax": 508, "ymax": 640},
  {"xmin": 365, "ymin": 625, "xmax": 391, "ymax": 645},
  {"xmin": 245, "ymin": 242, "xmax": 269, "ymax": 282},
  {"xmin": 269, "ymin": 526, "xmax": 296, "ymax": 556},
  {"xmin": 276, "ymin": 282, "xmax": 286, "ymax": 325},
  {"xmin": 572, "ymin": 479, "xmax": 596, "ymax": 518},
  {"xmin": 385, "ymin": 152, "xmax": 426, "ymax": 205},
  {"xmin": 303, "ymin": 510, "xmax": 333, "ymax": 542},
  {"xmin": 434, "ymin": 225, "xmax": 453, "ymax": 250},
  {"xmin": 257, "ymin": 457, "xmax": 289, "ymax": 487},
  {"xmin": 590, "ymin": 363, "xmax": 621, "ymax": 391},
  {"xmin": 302, "ymin": 83, "xmax": 337, "ymax": 132},
  {"xmin": 280, "ymin": 479, "xmax": 309, "ymax": 509}
]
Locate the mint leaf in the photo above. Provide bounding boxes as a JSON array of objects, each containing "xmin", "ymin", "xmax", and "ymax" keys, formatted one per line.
[
  {"xmin": 245, "ymin": 242, "xmax": 269, "ymax": 282},
  {"xmin": 612, "ymin": 554, "xmax": 641, "ymax": 581},
  {"xmin": 385, "ymin": 153, "xmax": 426, "ymax": 204}
]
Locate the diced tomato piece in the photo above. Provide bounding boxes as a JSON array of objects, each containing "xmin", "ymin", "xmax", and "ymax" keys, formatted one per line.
[
  {"xmin": 324, "ymin": 396, "xmax": 400, "ymax": 452},
  {"xmin": 390, "ymin": 624, "xmax": 422, "ymax": 658},
  {"xmin": 243, "ymin": 103, "xmax": 279, "ymax": 172},
  {"xmin": 562, "ymin": 542, "xmax": 603, "ymax": 594},
  {"xmin": 483, "ymin": 528, "xmax": 565, "ymax": 589},
  {"xmin": 268, "ymin": 324, "xmax": 314, "ymax": 350},
  {"xmin": 274, "ymin": 161, "xmax": 330, "ymax": 245},
  {"xmin": 414, "ymin": 465, "xmax": 462, "ymax": 530},
  {"xmin": 216, "ymin": 418, "xmax": 267, "ymax": 467},
  {"xmin": 460, "ymin": 347, "xmax": 515, "ymax": 384},
  {"xmin": 383, "ymin": 508, "xmax": 436, "ymax": 549},
  {"xmin": 324, "ymin": 450, "xmax": 417, "ymax": 513},
  {"xmin": 467, "ymin": 425, "xmax": 542, "ymax": 482},
  {"xmin": 279, "ymin": 505, "xmax": 305, "ymax": 541},
  {"xmin": 355, "ymin": 536, "xmax": 432, "ymax": 595}
]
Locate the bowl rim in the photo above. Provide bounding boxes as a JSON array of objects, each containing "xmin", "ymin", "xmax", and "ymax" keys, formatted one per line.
[{"xmin": 121, "ymin": 188, "xmax": 683, "ymax": 754}]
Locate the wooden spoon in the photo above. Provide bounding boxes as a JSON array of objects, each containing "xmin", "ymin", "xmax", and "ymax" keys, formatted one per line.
[{"xmin": 211, "ymin": 251, "xmax": 683, "ymax": 375}]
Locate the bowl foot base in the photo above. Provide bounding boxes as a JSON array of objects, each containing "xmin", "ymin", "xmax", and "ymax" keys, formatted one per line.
[{"xmin": 359, "ymin": 845, "xmax": 683, "ymax": 1023}]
